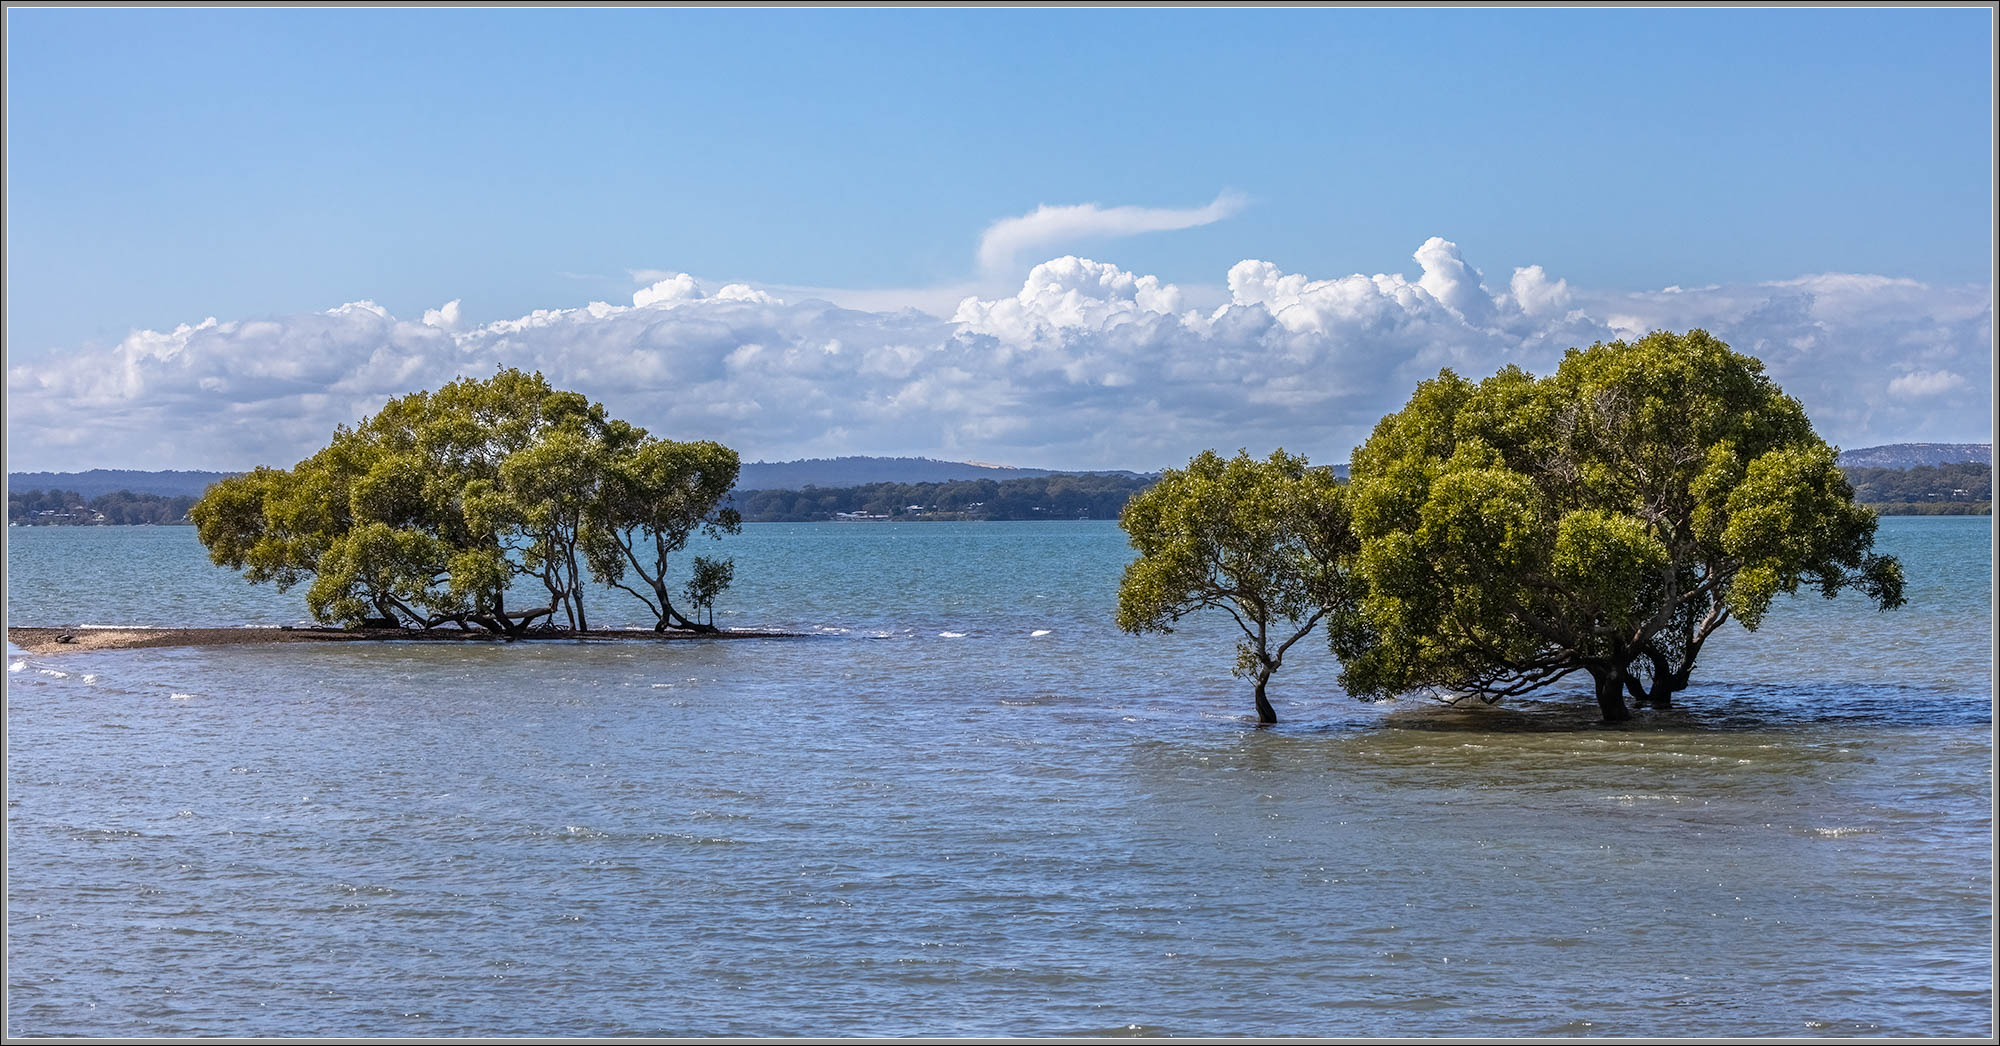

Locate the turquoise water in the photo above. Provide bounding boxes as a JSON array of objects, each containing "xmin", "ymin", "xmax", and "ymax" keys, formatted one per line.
[{"xmin": 5, "ymin": 518, "xmax": 1993, "ymax": 1036}]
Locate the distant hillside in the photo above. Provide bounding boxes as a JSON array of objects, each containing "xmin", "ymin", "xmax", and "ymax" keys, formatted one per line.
[
  {"xmin": 6, "ymin": 469, "xmax": 239, "ymax": 499},
  {"xmin": 736, "ymin": 456, "xmax": 1146, "ymax": 491},
  {"xmin": 732, "ymin": 473, "xmax": 1156, "ymax": 522},
  {"xmin": 10, "ymin": 488, "xmax": 198, "ymax": 526},
  {"xmin": 1845, "ymin": 461, "xmax": 1991, "ymax": 515},
  {"xmin": 7, "ymin": 458, "xmax": 1149, "ymax": 499},
  {"xmin": 1837, "ymin": 443, "xmax": 1991, "ymax": 469},
  {"xmin": 20, "ymin": 446, "xmax": 1966, "ymax": 507}
]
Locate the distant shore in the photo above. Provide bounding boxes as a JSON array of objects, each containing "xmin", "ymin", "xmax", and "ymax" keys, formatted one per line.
[{"xmin": 6, "ymin": 625, "xmax": 799, "ymax": 655}]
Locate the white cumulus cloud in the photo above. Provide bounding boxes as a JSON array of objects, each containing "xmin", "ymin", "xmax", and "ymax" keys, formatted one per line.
[
  {"xmin": 1508, "ymin": 265, "xmax": 1572, "ymax": 318},
  {"xmin": 632, "ymin": 273, "xmax": 705, "ymax": 308},
  {"xmin": 1412, "ymin": 236, "xmax": 1496, "ymax": 326},
  {"xmin": 1888, "ymin": 369, "xmax": 1967, "ymax": 398},
  {"xmin": 6, "ymin": 239, "xmax": 1989, "ymax": 473},
  {"xmin": 422, "ymin": 299, "xmax": 462, "ymax": 330}
]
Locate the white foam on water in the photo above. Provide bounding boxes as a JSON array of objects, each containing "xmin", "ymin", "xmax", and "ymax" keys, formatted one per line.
[
  {"xmin": 8, "ymin": 660, "xmax": 24, "ymax": 673},
  {"xmin": 1031, "ymin": 629, "xmax": 1052, "ymax": 637},
  {"xmin": 938, "ymin": 632, "xmax": 967, "ymax": 638},
  {"xmin": 37, "ymin": 668, "xmax": 68, "ymax": 679},
  {"xmin": 169, "ymin": 692, "xmax": 195, "ymax": 701},
  {"xmin": 1811, "ymin": 826, "xmax": 1872, "ymax": 838}
]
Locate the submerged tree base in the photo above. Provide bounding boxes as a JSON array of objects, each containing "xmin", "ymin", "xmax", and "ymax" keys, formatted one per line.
[
  {"xmin": 6, "ymin": 625, "xmax": 800, "ymax": 655},
  {"xmin": 1389, "ymin": 695, "xmax": 1700, "ymax": 733}
]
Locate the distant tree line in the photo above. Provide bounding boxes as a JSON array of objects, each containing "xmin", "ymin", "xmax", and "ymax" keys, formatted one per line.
[
  {"xmin": 1844, "ymin": 462, "xmax": 1990, "ymax": 514},
  {"xmin": 14, "ymin": 459, "xmax": 1987, "ymax": 531},
  {"xmin": 1861, "ymin": 501, "xmax": 1990, "ymax": 516},
  {"xmin": 730, "ymin": 473, "xmax": 1158, "ymax": 522},
  {"xmin": 9, "ymin": 489, "xmax": 198, "ymax": 525},
  {"xmin": 729, "ymin": 460, "xmax": 1995, "ymax": 524},
  {"xmin": 737, "ymin": 456, "xmax": 1067, "ymax": 490}
]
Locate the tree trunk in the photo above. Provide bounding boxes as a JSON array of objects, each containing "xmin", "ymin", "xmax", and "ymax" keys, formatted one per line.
[
  {"xmin": 567, "ymin": 543, "xmax": 588, "ymax": 633},
  {"xmin": 1659, "ymin": 662, "xmax": 1690, "ymax": 706},
  {"xmin": 1626, "ymin": 669, "xmax": 1672, "ymax": 709},
  {"xmin": 1254, "ymin": 672, "xmax": 1277, "ymax": 725},
  {"xmin": 1641, "ymin": 649, "xmax": 1676, "ymax": 708},
  {"xmin": 645, "ymin": 577, "xmax": 717, "ymax": 633},
  {"xmin": 1593, "ymin": 668, "xmax": 1631, "ymax": 723}
]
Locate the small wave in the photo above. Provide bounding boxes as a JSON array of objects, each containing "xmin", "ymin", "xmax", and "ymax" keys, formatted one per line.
[
  {"xmin": 1603, "ymin": 793, "xmax": 1687, "ymax": 804},
  {"xmin": 169, "ymin": 692, "xmax": 195, "ymax": 701},
  {"xmin": 37, "ymin": 668, "xmax": 69, "ymax": 679},
  {"xmin": 999, "ymin": 693, "xmax": 1078, "ymax": 707},
  {"xmin": 1810, "ymin": 826, "xmax": 1873, "ymax": 838},
  {"xmin": 8, "ymin": 660, "xmax": 25, "ymax": 673},
  {"xmin": 1030, "ymin": 629, "xmax": 1052, "ymax": 637},
  {"xmin": 938, "ymin": 631, "xmax": 967, "ymax": 638}
]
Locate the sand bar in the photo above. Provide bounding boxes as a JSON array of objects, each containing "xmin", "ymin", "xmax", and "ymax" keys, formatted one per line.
[{"xmin": 7, "ymin": 625, "xmax": 799, "ymax": 655}]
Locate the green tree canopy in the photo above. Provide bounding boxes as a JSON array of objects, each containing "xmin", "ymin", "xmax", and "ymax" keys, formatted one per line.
[
  {"xmin": 586, "ymin": 436, "xmax": 742, "ymax": 632},
  {"xmin": 191, "ymin": 369, "xmax": 740, "ymax": 636},
  {"xmin": 680, "ymin": 555, "xmax": 736, "ymax": 629},
  {"xmin": 1117, "ymin": 449, "xmax": 1357, "ymax": 724},
  {"xmin": 1332, "ymin": 329, "xmax": 1905, "ymax": 721}
]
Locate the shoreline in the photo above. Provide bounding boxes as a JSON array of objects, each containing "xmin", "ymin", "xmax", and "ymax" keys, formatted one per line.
[{"xmin": 5, "ymin": 625, "xmax": 802, "ymax": 655}]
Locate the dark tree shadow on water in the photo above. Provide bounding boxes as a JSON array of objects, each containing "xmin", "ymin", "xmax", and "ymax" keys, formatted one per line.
[
  {"xmin": 1351, "ymin": 681, "xmax": 1991, "ymax": 734},
  {"xmin": 1373, "ymin": 697, "xmax": 1699, "ymax": 734}
]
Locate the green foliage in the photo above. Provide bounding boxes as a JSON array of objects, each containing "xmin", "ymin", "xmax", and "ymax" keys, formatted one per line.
[
  {"xmin": 1117, "ymin": 449, "xmax": 1356, "ymax": 724},
  {"xmin": 681, "ymin": 556, "xmax": 735, "ymax": 627},
  {"xmin": 1333, "ymin": 330, "xmax": 1905, "ymax": 720},
  {"xmin": 590, "ymin": 437, "xmax": 742, "ymax": 631},
  {"xmin": 190, "ymin": 369, "xmax": 741, "ymax": 635}
]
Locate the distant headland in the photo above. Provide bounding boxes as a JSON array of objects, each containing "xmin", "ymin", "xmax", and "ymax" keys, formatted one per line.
[{"xmin": 9, "ymin": 444, "xmax": 1991, "ymax": 526}]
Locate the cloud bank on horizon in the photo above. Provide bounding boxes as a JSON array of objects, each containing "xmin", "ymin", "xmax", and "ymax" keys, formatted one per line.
[{"xmin": 6, "ymin": 237, "xmax": 1990, "ymax": 473}]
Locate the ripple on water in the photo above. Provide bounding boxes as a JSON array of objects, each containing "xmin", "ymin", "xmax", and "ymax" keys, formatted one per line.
[{"xmin": 4, "ymin": 520, "xmax": 1993, "ymax": 1037}]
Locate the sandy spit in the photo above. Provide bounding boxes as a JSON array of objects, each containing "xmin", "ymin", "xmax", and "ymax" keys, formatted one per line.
[{"xmin": 6, "ymin": 625, "xmax": 799, "ymax": 655}]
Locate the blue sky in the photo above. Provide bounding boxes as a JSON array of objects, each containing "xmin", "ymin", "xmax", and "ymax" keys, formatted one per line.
[{"xmin": 6, "ymin": 8, "xmax": 1994, "ymax": 471}]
